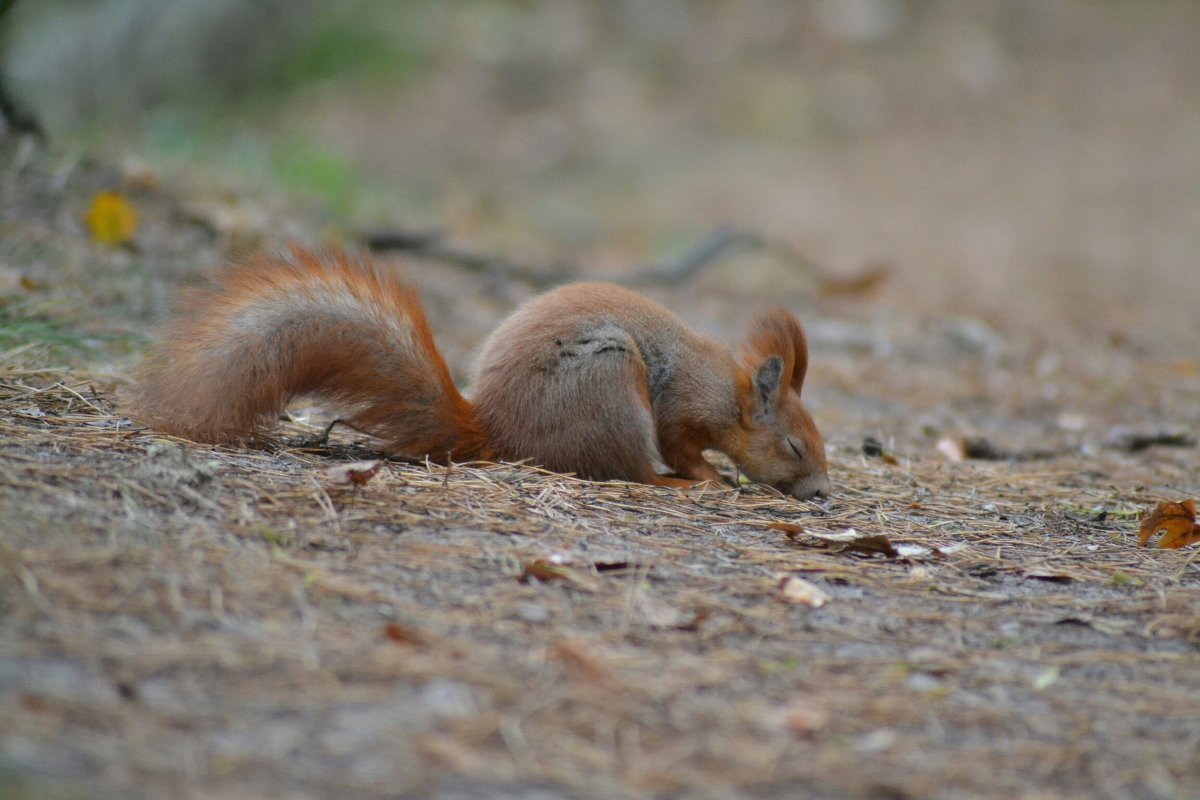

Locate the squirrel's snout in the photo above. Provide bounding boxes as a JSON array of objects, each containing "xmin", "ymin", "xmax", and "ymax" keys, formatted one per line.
[{"xmin": 784, "ymin": 474, "xmax": 831, "ymax": 502}]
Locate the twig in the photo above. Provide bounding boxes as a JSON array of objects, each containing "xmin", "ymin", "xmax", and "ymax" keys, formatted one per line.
[{"xmin": 363, "ymin": 225, "xmax": 830, "ymax": 289}]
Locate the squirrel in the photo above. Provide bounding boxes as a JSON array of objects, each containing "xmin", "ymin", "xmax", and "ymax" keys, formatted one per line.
[{"xmin": 131, "ymin": 248, "xmax": 831, "ymax": 500}]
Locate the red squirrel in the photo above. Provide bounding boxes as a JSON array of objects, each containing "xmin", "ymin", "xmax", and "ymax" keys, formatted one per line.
[{"xmin": 132, "ymin": 248, "xmax": 831, "ymax": 500}]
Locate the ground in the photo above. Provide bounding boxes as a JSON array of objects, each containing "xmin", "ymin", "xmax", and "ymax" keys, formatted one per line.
[
  {"xmin": 1, "ymin": 129, "xmax": 1198, "ymax": 800},
  {"xmin": 2, "ymin": 8, "xmax": 1200, "ymax": 798}
]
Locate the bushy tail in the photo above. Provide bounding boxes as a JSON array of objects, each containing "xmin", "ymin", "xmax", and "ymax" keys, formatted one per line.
[{"xmin": 130, "ymin": 248, "xmax": 487, "ymax": 461}]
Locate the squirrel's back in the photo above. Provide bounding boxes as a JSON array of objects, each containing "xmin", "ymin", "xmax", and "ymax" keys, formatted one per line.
[{"xmin": 472, "ymin": 283, "xmax": 737, "ymax": 482}]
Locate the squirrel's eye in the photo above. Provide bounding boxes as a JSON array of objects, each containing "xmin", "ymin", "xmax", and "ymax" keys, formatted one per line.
[{"xmin": 787, "ymin": 436, "xmax": 805, "ymax": 460}]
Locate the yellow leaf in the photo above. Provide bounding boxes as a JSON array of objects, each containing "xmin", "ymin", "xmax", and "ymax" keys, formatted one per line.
[{"xmin": 85, "ymin": 191, "xmax": 137, "ymax": 246}]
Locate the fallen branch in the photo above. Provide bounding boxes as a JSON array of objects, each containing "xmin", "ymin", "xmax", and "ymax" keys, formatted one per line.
[{"xmin": 363, "ymin": 224, "xmax": 845, "ymax": 290}]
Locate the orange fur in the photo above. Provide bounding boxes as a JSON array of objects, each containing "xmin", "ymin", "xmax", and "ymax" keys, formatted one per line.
[
  {"xmin": 131, "ymin": 248, "xmax": 487, "ymax": 460},
  {"xmin": 131, "ymin": 249, "xmax": 831, "ymax": 499}
]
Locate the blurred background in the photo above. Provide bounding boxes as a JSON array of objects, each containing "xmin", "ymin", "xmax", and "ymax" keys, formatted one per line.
[{"xmin": 3, "ymin": 0, "xmax": 1198, "ymax": 349}]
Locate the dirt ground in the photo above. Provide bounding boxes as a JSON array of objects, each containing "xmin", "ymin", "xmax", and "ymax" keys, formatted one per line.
[
  {"xmin": 2, "ymin": 5, "xmax": 1200, "ymax": 797},
  {"xmin": 1, "ymin": 127, "xmax": 1198, "ymax": 800}
]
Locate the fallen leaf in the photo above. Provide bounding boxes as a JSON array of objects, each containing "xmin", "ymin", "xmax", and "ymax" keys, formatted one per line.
[
  {"xmin": 1056, "ymin": 412, "xmax": 1089, "ymax": 432},
  {"xmin": 1032, "ymin": 666, "xmax": 1061, "ymax": 691},
  {"xmin": 324, "ymin": 460, "xmax": 381, "ymax": 486},
  {"xmin": 635, "ymin": 593, "xmax": 687, "ymax": 629},
  {"xmin": 853, "ymin": 729, "xmax": 897, "ymax": 754},
  {"xmin": 383, "ymin": 622, "xmax": 424, "ymax": 645},
  {"xmin": 1109, "ymin": 571, "xmax": 1143, "ymax": 587},
  {"xmin": 818, "ymin": 262, "xmax": 890, "ymax": 298},
  {"xmin": 800, "ymin": 528, "xmax": 900, "ymax": 558},
  {"xmin": 521, "ymin": 556, "xmax": 601, "ymax": 591},
  {"xmin": 19, "ymin": 693, "xmax": 50, "ymax": 714},
  {"xmin": 181, "ymin": 198, "xmax": 269, "ymax": 252},
  {"xmin": 1138, "ymin": 500, "xmax": 1200, "ymax": 549},
  {"xmin": 781, "ymin": 699, "xmax": 832, "ymax": 735},
  {"xmin": 677, "ymin": 608, "xmax": 710, "ymax": 632},
  {"xmin": 779, "ymin": 575, "xmax": 831, "ymax": 607},
  {"xmin": 514, "ymin": 602, "xmax": 550, "ymax": 623},
  {"xmin": 120, "ymin": 156, "xmax": 161, "ymax": 192},
  {"xmin": 0, "ymin": 266, "xmax": 34, "ymax": 295},
  {"xmin": 418, "ymin": 734, "xmax": 490, "ymax": 773},
  {"xmin": 550, "ymin": 639, "xmax": 612, "ymax": 683},
  {"xmin": 936, "ymin": 437, "xmax": 966, "ymax": 463},
  {"xmin": 862, "ymin": 436, "xmax": 899, "ymax": 465},
  {"xmin": 893, "ymin": 543, "xmax": 933, "ymax": 560},
  {"xmin": 522, "ymin": 559, "xmax": 572, "ymax": 582},
  {"xmin": 1163, "ymin": 360, "xmax": 1199, "ymax": 378},
  {"xmin": 768, "ymin": 521, "xmax": 806, "ymax": 539},
  {"xmin": 85, "ymin": 191, "xmax": 137, "ymax": 246}
]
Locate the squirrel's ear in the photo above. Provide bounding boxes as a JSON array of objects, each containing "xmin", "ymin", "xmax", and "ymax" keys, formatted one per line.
[
  {"xmin": 744, "ymin": 308, "xmax": 809, "ymax": 395},
  {"xmin": 752, "ymin": 355, "xmax": 785, "ymax": 419}
]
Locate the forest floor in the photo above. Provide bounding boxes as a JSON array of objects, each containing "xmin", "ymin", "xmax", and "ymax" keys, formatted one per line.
[{"xmin": 1, "ymin": 131, "xmax": 1199, "ymax": 800}]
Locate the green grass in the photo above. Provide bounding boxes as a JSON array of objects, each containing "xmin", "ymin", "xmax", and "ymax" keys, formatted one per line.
[
  {"xmin": 280, "ymin": 14, "xmax": 420, "ymax": 88},
  {"xmin": 0, "ymin": 297, "xmax": 132, "ymax": 361},
  {"xmin": 270, "ymin": 137, "xmax": 366, "ymax": 217}
]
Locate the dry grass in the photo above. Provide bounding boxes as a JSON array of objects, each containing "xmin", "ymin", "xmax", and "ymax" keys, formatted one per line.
[{"xmin": 2, "ymin": 361, "xmax": 1199, "ymax": 800}]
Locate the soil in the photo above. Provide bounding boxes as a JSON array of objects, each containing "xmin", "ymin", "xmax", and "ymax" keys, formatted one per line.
[{"xmin": 1, "ymin": 132, "xmax": 1198, "ymax": 800}]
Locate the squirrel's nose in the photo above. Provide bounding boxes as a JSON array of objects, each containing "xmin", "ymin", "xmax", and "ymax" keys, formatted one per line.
[{"xmin": 790, "ymin": 475, "xmax": 831, "ymax": 501}]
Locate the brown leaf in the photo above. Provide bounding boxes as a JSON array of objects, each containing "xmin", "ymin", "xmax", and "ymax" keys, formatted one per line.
[
  {"xmin": 781, "ymin": 699, "xmax": 832, "ymax": 736},
  {"xmin": 1138, "ymin": 500, "xmax": 1200, "ymax": 549},
  {"xmin": 550, "ymin": 639, "xmax": 612, "ymax": 683},
  {"xmin": 818, "ymin": 262, "xmax": 890, "ymax": 298},
  {"xmin": 0, "ymin": 266, "xmax": 34, "ymax": 295},
  {"xmin": 521, "ymin": 556, "xmax": 601, "ymax": 591},
  {"xmin": 861, "ymin": 436, "xmax": 901, "ymax": 465},
  {"xmin": 522, "ymin": 559, "xmax": 572, "ymax": 582},
  {"xmin": 383, "ymin": 622, "xmax": 424, "ymax": 645},
  {"xmin": 768, "ymin": 521, "xmax": 806, "ymax": 540},
  {"xmin": 677, "ymin": 608, "xmax": 711, "ymax": 632},
  {"xmin": 781, "ymin": 526, "xmax": 900, "ymax": 558},
  {"xmin": 324, "ymin": 460, "xmax": 381, "ymax": 486}
]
